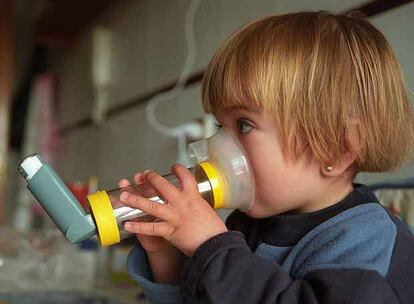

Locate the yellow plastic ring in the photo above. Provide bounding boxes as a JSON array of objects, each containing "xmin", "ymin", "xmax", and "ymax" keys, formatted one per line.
[
  {"xmin": 198, "ymin": 161, "xmax": 225, "ymax": 209},
  {"xmin": 88, "ymin": 191, "xmax": 120, "ymax": 246}
]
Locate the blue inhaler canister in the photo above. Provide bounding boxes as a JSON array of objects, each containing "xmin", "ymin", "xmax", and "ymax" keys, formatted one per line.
[{"xmin": 18, "ymin": 154, "xmax": 97, "ymax": 243}]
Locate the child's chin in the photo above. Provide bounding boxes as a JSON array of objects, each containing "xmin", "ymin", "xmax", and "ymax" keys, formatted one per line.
[
  {"xmin": 245, "ymin": 204, "xmax": 282, "ymax": 219},
  {"xmin": 245, "ymin": 206, "xmax": 271, "ymax": 219}
]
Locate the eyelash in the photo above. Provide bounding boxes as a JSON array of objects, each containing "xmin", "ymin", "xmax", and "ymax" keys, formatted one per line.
[
  {"xmin": 237, "ymin": 119, "xmax": 253, "ymax": 134},
  {"xmin": 215, "ymin": 119, "xmax": 254, "ymax": 134}
]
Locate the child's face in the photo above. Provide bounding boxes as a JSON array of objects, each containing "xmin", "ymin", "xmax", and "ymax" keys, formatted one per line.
[{"xmin": 215, "ymin": 106, "xmax": 327, "ymax": 218}]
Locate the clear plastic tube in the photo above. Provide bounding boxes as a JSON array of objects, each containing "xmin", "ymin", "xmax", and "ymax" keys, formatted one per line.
[
  {"xmin": 86, "ymin": 128, "xmax": 255, "ymax": 246},
  {"xmin": 102, "ymin": 166, "xmax": 214, "ymax": 239}
]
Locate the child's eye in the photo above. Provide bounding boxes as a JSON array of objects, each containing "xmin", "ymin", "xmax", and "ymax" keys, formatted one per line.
[{"xmin": 237, "ymin": 119, "xmax": 253, "ymax": 134}]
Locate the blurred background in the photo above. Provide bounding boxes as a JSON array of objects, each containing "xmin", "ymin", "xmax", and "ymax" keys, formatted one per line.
[{"xmin": 0, "ymin": 0, "xmax": 413, "ymax": 303}]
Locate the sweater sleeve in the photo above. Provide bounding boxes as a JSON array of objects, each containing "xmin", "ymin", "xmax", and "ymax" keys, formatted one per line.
[
  {"xmin": 180, "ymin": 205, "xmax": 400, "ymax": 303},
  {"xmin": 180, "ymin": 231, "xmax": 398, "ymax": 303},
  {"xmin": 127, "ymin": 243, "xmax": 184, "ymax": 304},
  {"xmin": 124, "ymin": 210, "xmax": 246, "ymax": 304}
]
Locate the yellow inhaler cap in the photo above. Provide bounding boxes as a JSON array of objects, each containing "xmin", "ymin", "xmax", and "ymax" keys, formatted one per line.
[
  {"xmin": 198, "ymin": 161, "xmax": 225, "ymax": 209},
  {"xmin": 88, "ymin": 191, "xmax": 120, "ymax": 246}
]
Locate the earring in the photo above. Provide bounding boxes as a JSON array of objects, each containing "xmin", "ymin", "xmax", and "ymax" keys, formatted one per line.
[{"xmin": 325, "ymin": 165, "xmax": 334, "ymax": 172}]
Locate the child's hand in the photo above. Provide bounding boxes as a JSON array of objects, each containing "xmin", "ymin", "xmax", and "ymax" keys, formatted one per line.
[
  {"xmin": 119, "ymin": 174, "xmax": 175, "ymax": 254},
  {"xmin": 120, "ymin": 164, "xmax": 228, "ymax": 256},
  {"xmin": 118, "ymin": 175, "xmax": 183, "ymax": 283}
]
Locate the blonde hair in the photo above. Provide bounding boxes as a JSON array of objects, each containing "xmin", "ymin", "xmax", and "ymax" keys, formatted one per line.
[{"xmin": 202, "ymin": 11, "xmax": 414, "ymax": 172}]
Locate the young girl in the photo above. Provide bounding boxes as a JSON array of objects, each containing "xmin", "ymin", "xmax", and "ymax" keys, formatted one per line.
[{"xmin": 119, "ymin": 12, "xmax": 414, "ymax": 303}]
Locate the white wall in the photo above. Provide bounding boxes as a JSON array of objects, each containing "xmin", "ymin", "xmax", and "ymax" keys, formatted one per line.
[{"xmin": 53, "ymin": 0, "xmax": 413, "ymax": 189}]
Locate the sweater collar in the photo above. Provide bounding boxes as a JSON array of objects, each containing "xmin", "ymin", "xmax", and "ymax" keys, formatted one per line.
[{"xmin": 257, "ymin": 184, "xmax": 379, "ymax": 247}]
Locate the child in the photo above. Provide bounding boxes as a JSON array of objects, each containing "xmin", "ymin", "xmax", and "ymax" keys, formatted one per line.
[{"xmin": 119, "ymin": 12, "xmax": 414, "ymax": 303}]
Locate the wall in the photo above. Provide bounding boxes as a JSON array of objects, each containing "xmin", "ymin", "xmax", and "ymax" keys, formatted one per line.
[{"xmin": 53, "ymin": 0, "xmax": 414, "ymax": 189}]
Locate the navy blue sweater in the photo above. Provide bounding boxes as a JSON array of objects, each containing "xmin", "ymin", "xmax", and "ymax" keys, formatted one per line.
[{"xmin": 127, "ymin": 184, "xmax": 414, "ymax": 303}]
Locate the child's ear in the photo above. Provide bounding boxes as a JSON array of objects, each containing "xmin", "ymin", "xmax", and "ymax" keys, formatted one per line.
[
  {"xmin": 321, "ymin": 122, "xmax": 361, "ymax": 178},
  {"xmin": 320, "ymin": 150, "xmax": 357, "ymax": 177}
]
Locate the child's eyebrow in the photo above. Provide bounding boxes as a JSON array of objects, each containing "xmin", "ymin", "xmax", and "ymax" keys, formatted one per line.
[{"xmin": 229, "ymin": 106, "xmax": 262, "ymax": 114}]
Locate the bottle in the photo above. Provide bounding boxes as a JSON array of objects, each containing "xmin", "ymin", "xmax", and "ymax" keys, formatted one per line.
[{"xmin": 18, "ymin": 129, "xmax": 255, "ymax": 247}]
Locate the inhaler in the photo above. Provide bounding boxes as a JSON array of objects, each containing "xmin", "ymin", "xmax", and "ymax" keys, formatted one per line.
[{"xmin": 18, "ymin": 129, "xmax": 255, "ymax": 246}]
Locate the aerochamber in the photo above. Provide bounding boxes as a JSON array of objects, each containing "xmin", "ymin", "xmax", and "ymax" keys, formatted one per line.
[{"xmin": 18, "ymin": 129, "xmax": 255, "ymax": 246}]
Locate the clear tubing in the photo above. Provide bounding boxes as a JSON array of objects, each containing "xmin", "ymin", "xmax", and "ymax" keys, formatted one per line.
[{"xmin": 103, "ymin": 166, "xmax": 214, "ymax": 239}]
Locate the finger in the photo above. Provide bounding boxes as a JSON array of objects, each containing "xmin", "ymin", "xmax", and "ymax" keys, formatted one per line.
[
  {"xmin": 133, "ymin": 184, "xmax": 158, "ymax": 198},
  {"xmin": 132, "ymin": 172, "xmax": 158, "ymax": 198},
  {"xmin": 124, "ymin": 221, "xmax": 174, "ymax": 237},
  {"xmin": 120, "ymin": 192, "xmax": 175, "ymax": 221},
  {"xmin": 133, "ymin": 172, "xmax": 146, "ymax": 184},
  {"xmin": 119, "ymin": 178, "xmax": 131, "ymax": 188},
  {"xmin": 172, "ymin": 164, "xmax": 198, "ymax": 192},
  {"xmin": 144, "ymin": 171, "xmax": 181, "ymax": 202},
  {"xmin": 123, "ymin": 172, "xmax": 155, "ymax": 198}
]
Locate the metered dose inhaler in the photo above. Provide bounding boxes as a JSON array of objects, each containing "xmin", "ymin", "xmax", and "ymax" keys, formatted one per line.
[{"xmin": 18, "ymin": 129, "xmax": 255, "ymax": 247}]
